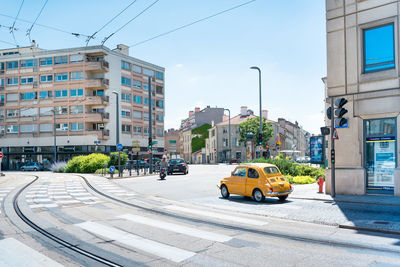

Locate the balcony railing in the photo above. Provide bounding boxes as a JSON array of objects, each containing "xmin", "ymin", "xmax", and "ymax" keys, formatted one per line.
[
  {"xmin": 86, "ymin": 129, "xmax": 110, "ymax": 140},
  {"xmin": 85, "ymin": 111, "xmax": 110, "ymax": 122},
  {"xmin": 85, "ymin": 78, "xmax": 109, "ymax": 89},
  {"xmin": 85, "ymin": 61, "xmax": 109, "ymax": 72},
  {"xmin": 85, "ymin": 95, "xmax": 109, "ymax": 105}
]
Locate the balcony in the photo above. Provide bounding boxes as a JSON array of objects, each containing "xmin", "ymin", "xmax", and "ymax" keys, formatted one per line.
[
  {"xmin": 85, "ymin": 112, "xmax": 110, "ymax": 122},
  {"xmin": 85, "ymin": 78, "xmax": 109, "ymax": 89},
  {"xmin": 85, "ymin": 61, "xmax": 109, "ymax": 72},
  {"xmin": 85, "ymin": 95, "xmax": 109, "ymax": 105}
]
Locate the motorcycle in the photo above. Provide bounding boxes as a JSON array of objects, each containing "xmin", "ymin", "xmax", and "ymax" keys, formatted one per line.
[{"xmin": 159, "ymin": 168, "xmax": 167, "ymax": 180}]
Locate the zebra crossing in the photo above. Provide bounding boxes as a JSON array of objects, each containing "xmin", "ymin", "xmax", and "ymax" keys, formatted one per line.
[
  {"xmin": 25, "ymin": 180, "xmax": 102, "ymax": 209},
  {"xmin": 91, "ymin": 180, "xmax": 137, "ymax": 198}
]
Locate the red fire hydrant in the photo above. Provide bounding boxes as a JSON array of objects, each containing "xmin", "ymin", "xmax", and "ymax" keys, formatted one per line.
[{"xmin": 317, "ymin": 177, "xmax": 324, "ymax": 193}]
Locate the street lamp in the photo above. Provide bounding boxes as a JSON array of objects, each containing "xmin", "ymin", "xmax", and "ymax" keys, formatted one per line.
[
  {"xmin": 51, "ymin": 109, "xmax": 57, "ymax": 162},
  {"xmin": 250, "ymin": 66, "xmax": 262, "ymax": 158},
  {"xmin": 224, "ymin": 109, "xmax": 231, "ymax": 163},
  {"xmin": 112, "ymin": 91, "xmax": 119, "ymax": 146}
]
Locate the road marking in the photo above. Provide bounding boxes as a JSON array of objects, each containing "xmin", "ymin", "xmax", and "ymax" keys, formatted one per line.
[
  {"xmin": 33, "ymin": 198, "xmax": 52, "ymax": 202},
  {"xmin": 69, "ymin": 193, "xmax": 91, "ymax": 197},
  {"xmin": 26, "ymin": 194, "xmax": 48, "ymax": 198},
  {"xmin": 29, "ymin": 204, "xmax": 58, "ymax": 209},
  {"xmin": 55, "ymin": 200, "xmax": 81, "ymax": 205},
  {"xmin": 0, "ymin": 238, "xmax": 63, "ymax": 267},
  {"xmin": 164, "ymin": 205, "xmax": 267, "ymax": 226},
  {"xmin": 118, "ymin": 214, "xmax": 232, "ymax": 242},
  {"xmin": 0, "ymin": 194, "xmax": 6, "ymax": 197},
  {"xmin": 76, "ymin": 221, "xmax": 195, "ymax": 263},
  {"xmin": 74, "ymin": 197, "xmax": 99, "ymax": 201},
  {"xmin": 52, "ymin": 195, "xmax": 73, "ymax": 199}
]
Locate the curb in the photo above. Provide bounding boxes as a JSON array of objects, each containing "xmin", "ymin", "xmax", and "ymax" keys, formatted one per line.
[
  {"xmin": 291, "ymin": 196, "xmax": 400, "ymax": 207},
  {"xmin": 339, "ymin": 224, "xmax": 400, "ymax": 236}
]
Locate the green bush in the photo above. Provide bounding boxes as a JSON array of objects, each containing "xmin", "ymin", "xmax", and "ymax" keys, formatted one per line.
[
  {"xmin": 108, "ymin": 152, "xmax": 128, "ymax": 170},
  {"xmin": 95, "ymin": 168, "xmax": 119, "ymax": 175},
  {"xmin": 285, "ymin": 175, "xmax": 316, "ymax": 184},
  {"xmin": 65, "ymin": 153, "xmax": 110, "ymax": 173}
]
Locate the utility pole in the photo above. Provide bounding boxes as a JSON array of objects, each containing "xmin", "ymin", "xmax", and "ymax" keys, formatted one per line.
[
  {"xmin": 112, "ymin": 91, "xmax": 121, "ymax": 177},
  {"xmin": 148, "ymin": 76, "xmax": 153, "ymax": 174},
  {"xmin": 224, "ymin": 109, "xmax": 231, "ymax": 162},
  {"xmin": 250, "ymin": 66, "xmax": 262, "ymax": 158},
  {"xmin": 331, "ymin": 97, "xmax": 335, "ymax": 197}
]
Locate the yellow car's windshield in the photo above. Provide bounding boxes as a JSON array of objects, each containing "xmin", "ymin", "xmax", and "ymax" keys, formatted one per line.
[{"xmin": 263, "ymin": 167, "xmax": 280, "ymax": 175}]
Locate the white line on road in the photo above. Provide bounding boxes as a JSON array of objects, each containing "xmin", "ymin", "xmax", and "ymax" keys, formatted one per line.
[
  {"xmin": 164, "ymin": 205, "xmax": 267, "ymax": 226},
  {"xmin": 55, "ymin": 200, "xmax": 81, "ymax": 205},
  {"xmin": 0, "ymin": 238, "xmax": 63, "ymax": 267},
  {"xmin": 74, "ymin": 197, "xmax": 99, "ymax": 201},
  {"xmin": 51, "ymin": 195, "xmax": 73, "ymax": 199},
  {"xmin": 29, "ymin": 204, "xmax": 58, "ymax": 209},
  {"xmin": 76, "ymin": 221, "xmax": 195, "ymax": 263},
  {"xmin": 118, "ymin": 214, "xmax": 232, "ymax": 242}
]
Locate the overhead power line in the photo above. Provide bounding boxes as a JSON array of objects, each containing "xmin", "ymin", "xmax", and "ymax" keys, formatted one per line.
[
  {"xmin": 11, "ymin": 0, "xmax": 25, "ymax": 47},
  {"xmin": 86, "ymin": 0, "xmax": 138, "ymax": 46},
  {"xmin": 26, "ymin": 0, "xmax": 49, "ymax": 43},
  {"xmin": 102, "ymin": 0, "xmax": 160, "ymax": 45},
  {"xmin": 130, "ymin": 0, "xmax": 256, "ymax": 47},
  {"xmin": 0, "ymin": 39, "xmax": 17, "ymax": 46}
]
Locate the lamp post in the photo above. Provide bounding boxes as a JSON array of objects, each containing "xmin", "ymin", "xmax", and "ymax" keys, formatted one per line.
[
  {"xmin": 112, "ymin": 91, "xmax": 121, "ymax": 177},
  {"xmin": 250, "ymin": 66, "xmax": 262, "ymax": 158},
  {"xmin": 224, "ymin": 108, "xmax": 231, "ymax": 163},
  {"xmin": 51, "ymin": 109, "xmax": 57, "ymax": 162}
]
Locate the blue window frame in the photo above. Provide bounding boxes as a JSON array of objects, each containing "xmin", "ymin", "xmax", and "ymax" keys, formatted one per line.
[
  {"xmin": 40, "ymin": 75, "xmax": 53, "ymax": 83},
  {"xmin": 157, "ymin": 100, "xmax": 164, "ymax": 108},
  {"xmin": 7, "ymin": 77, "xmax": 18, "ymax": 85},
  {"xmin": 70, "ymin": 88, "xmax": 83, "ymax": 97},
  {"xmin": 21, "ymin": 92, "xmax": 37, "ymax": 100},
  {"xmin": 54, "ymin": 56, "xmax": 68, "ymax": 65},
  {"xmin": 39, "ymin": 57, "xmax": 53, "ymax": 66},
  {"xmin": 55, "ymin": 73, "xmax": 68, "ymax": 82},
  {"xmin": 39, "ymin": 91, "xmax": 52, "ymax": 99},
  {"xmin": 121, "ymin": 61, "xmax": 130, "ymax": 70},
  {"xmin": 55, "ymin": 89, "xmax": 68, "ymax": 98},
  {"xmin": 7, "ymin": 61, "xmax": 18, "ymax": 69},
  {"xmin": 363, "ymin": 23, "xmax": 395, "ymax": 73},
  {"xmin": 70, "ymin": 122, "xmax": 83, "ymax": 131},
  {"xmin": 121, "ymin": 76, "xmax": 131, "ymax": 86},
  {"xmin": 133, "ymin": 65, "xmax": 141, "ymax": 73},
  {"xmin": 156, "ymin": 71, "xmax": 164, "ymax": 80},
  {"xmin": 133, "ymin": 95, "xmax": 141, "ymax": 104},
  {"xmin": 133, "ymin": 80, "xmax": 142, "ymax": 89}
]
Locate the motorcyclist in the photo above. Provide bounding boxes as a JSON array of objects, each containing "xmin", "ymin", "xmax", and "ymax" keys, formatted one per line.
[{"xmin": 161, "ymin": 155, "xmax": 168, "ymax": 168}]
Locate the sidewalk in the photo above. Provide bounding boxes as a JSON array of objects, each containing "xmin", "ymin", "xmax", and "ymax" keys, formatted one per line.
[{"xmin": 291, "ymin": 183, "xmax": 400, "ymax": 235}]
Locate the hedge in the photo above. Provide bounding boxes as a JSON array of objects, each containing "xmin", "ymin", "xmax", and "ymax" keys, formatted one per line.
[
  {"xmin": 65, "ymin": 153, "xmax": 110, "ymax": 173},
  {"xmin": 109, "ymin": 152, "xmax": 128, "ymax": 170}
]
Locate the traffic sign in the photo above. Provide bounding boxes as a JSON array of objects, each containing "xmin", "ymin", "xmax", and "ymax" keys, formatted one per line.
[
  {"xmin": 132, "ymin": 147, "xmax": 140, "ymax": 152},
  {"xmin": 117, "ymin": 143, "xmax": 123, "ymax": 150},
  {"xmin": 333, "ymin": 128, "xmax": 339, "ymax": 140},
  {"xmin": 0, "ymin": 152, "xmax": 3, "ymax": 159},
  {"xmin": 148, "ymin": 149, "xmax": 152, "ymax": 153},
  {"xmin": 109, "ymin": 166, "xmax": 116, "ymax": 173},
  {"xmin": 257, "ymin": 145, "xmax": 263, "ymax": 151}
]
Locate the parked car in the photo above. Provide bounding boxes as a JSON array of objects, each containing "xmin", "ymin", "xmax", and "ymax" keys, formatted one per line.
[
  {"xmin": 20, "ymin": 162, "xmax": 43, "ymax": 171},
  {"xmin": 219, "ymin": 163, "xmax": 292, "ymax": 202},
  {"xmin": 167, "ymin": 158, "xmax": 188, "ymax": 175}
]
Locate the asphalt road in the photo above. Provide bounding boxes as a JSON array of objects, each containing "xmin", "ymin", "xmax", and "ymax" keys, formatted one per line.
[{"xmin": 0, "ymin": 169, "xmax": 399, "ymax": 266}]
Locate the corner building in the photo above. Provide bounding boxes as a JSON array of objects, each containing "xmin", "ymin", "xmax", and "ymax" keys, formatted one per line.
[
  {"xmin": 325, "ymin": 0, "xmax": 400, "ymax": 196},
  {"xmin": 0, "ymin": 44, "xmax": 165, "ymax": 170}
]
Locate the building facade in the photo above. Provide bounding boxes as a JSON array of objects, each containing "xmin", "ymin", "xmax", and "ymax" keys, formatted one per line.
[
  {"xmin": 180, "ymin": 106, "xmax": 225, "ymax": 130},
  {"xmin": 164, "ymin": 128, "xmax": 180, "ymax": 157},
  {"xmin": 325, "ymin": 0, "xmax": 400, "ymax": 196},
  {"xmin": 0, "ymin": 44, "xmax": 165, "ymax": 170}
]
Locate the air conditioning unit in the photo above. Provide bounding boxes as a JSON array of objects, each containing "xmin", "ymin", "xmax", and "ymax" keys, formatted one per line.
[{"xmin": 98, "ymin": 124, "xmax": 105, "ymax": 130}]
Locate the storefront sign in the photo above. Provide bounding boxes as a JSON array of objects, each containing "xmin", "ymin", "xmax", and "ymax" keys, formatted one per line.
[{"xmin": 310, "ymin": 136, "xmax": 324, "ymax": 164}]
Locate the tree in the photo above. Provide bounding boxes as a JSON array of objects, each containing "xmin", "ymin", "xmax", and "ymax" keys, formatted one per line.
[
  {"xmin": 238, "ymin": 117, "xmax": 273, "ymax": 146},
  {"xmin": 109, "ymin": 152, "xmax": 128, "ymax": 170}
]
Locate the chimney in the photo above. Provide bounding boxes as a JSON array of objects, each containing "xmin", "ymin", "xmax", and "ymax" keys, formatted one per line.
[
  {"xmin": 189, "ymin": 111, "xmax": 194, "ymax": 117},
  {"xmin": 262, "ymin": 110, "xmax": 268, "ymax": 120},
  {"xmin": 240, "ymin": 106, "xmax": 247, "ymax": 117},
  {"xmin": 195, "ymin": 107, "xmax": 200, "ymax": 113},
  {"xmin": 113, "ymin": 44, "xmax": 129, "ymax": 56}
]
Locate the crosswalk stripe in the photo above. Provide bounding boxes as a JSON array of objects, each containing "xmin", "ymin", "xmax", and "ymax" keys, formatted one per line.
[
  {"xmin": 76, "ymin": 221, "xmax": 195, "ymax": 263},
  {"xmin": 118, "ymin": 214, "xmax": 232, "ymax": 242},
  {"xmin": 0, "ymin": 238, "xmax": 63, "ymax": 267},
  {"xmin": 164, "ymin": 205, "xmax": 267, "ymax": 226},
  {"xmin": 29, "ymin": 204, "xmax": 58, "ymax": 209},
  {"xmin": 55, "ymin": 200, "xmax": 81, "ymax": 205}
]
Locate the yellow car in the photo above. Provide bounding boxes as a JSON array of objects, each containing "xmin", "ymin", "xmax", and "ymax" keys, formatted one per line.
[{"xmin": 219, "ymin": 163, "xmax": 292, "ymax": 202}]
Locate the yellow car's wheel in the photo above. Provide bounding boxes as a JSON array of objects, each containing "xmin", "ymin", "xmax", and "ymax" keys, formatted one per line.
[
  {"xmin": 221, "ymin": 185, "xmax": 230, "ymax": 199},
  {"xmin": 252, "ymin": 189, "xmax": 265, "ymax": 202}
]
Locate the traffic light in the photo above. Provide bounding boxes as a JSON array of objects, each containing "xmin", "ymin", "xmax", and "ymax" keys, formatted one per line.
[
  {"xmin": 334, "ymin": 98, "xmax": 348, "ymax": 127},
  {"xmin": 148, "ymin": 137, "xmax": 152, "ymax": 149},
  {"xmin": 326, "ymin": 107, "xmax": 332, "ymax": 120},
  {"xmin": 258, "ymin": 133, "xmax": 263, "ymax": 145}
]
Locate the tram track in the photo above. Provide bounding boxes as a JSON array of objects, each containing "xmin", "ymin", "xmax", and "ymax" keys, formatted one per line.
[
  {"xmin": 12, "ymin": 175, "xmax": 122, "ymax": 267},
  {"xmin": 80, "ymin": 175, "xmax": 400, "ymax": 256}
]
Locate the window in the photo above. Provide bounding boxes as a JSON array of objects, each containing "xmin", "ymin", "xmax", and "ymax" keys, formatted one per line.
[
  {"xmin": 122, "ymin": 110, "xmax": 131, "ymax": 118},
  {"xmin": 0, "ymin": 78, "xmax": 4, "ymax": 86},
  {"xmin": 121, "ymin": 76, "xmax": 131, "ymax": 86},
  {"xmin": 156, "ymin": 100, "xmax": 164, "ymax": 108},
  {"xmin": 39, "ymin": 57, "xmax": 52, "ymax": 66},
  {"xmin": 144, "ymin": 127, "xmax": 149, "ymax": 134},
  {"xmin": 263, "ymin": 167, "xmax": 280, "ymax": 174},
  {"xmin": 144, "ymin": 112, "xmax": 149, "ymax": 121},
  {"xmin": 133, "ymin": 126, "xmax": 142, "ymax": 133},
  {"xmin": 156, "ymin": 86, "xmax": 163, "ymax": 94},
  {"xmin": 6, "ymin": 125, "xmax": 18, "ymax": 133},
  {"xmin": 223, "ymin": 128, "xmax": 227, "ymax": 134},
  {"xmin": 0, "ymin": 126, "xmax": 4, "ymax": 134},
  {"xmin": 20, "ymin": 59, "xmax": 37, "ymax": 68},
  {"xmin": 363, "ymin": 23, "xmax": 395, "ymax": 73},
  {"xmin": 6, "ymin": 93, "xmax": 18, "ymax": 101},
  {"xmin": 248, "ymin": 168, "xmax": 259, "ymax": 178},
  {"xmin": 55, "ymin": 106, "xmax": 68, "ymax": 115},
  {"xmin": 20, "ymin": 76, "xmax": 36, "ymax": 84},
  {"xmin": 70, "ymin": 54, "xmax": 83, "ymax": 63},
  {"xmin": 156, "ymin": 71, "xmax": 164, "ymax": 80},
  {"xmin": 156, "ymin": 114, "xmax": 163, "ymax": 121},
  {"xmin": 40, "ymin": 124, "xmax": 52, "ymax": 132},
  {"xmin": 121, "ymin": 61, "xmax": 130, "ymax": 70},
  {"xmin": 223, "ymin": 138, "xmax": 229, "ymax": 147},
  {"xmin": 157, "ymin": 128, "xmax": 163, "ymax": 137},
  {"xmin": 7, "ymin": 61, "xmax": 18, "ymax": 69},
  {"xmin": 55, "ymin": 73, "xmax": 68, "ymax": 82},
  {"xmin": 70, "ymin": 122, "xmax": 83, "ymax": 131},
  {"xmin": 143, "ymin": 68, "xmax": 154, "ymax": 77},
  {"xmin": 20, "ymin": 124, "xmax": 37, "ymax": 133},
  {"xmin": 21, "ymin": 92, "xmax": 37, "ymax": 100},
  {"xmin": 54, "ymin": 55, "xmax": 68, "ymax": 65},
  {"xmin": 40, "ymin": 75, "xmax": 53, "ymax": 83},
  {"xmin": 133, "ymin": 80, "xmax": 142, "ymax": 88},
  {"xmin": 7, "ymin": 77, "xmax": 18, "ymax": 85},
  {"xmin": 40, "ymin": 107, "xmax": 53, "ymax": 116},
  {"xmin": 39, "ymin": 91, "xmax": 52, "ymax": 99},
  {"xmin": 70, "ymin": 105, "xmax": 83, "ymax": 114},
  {"xmin": 133, "ymin": 65, "xmax": 141, "ymax": 73},
  {"xmin": 56, "ymin": 123, "xmax": 68, "ymax": 131},
  {"xmin": 55, "ymin": 89, "xmax": 68, "ymax": 98},
  {"xmin": 133, "ymin": 95, "xmax": 142, "ymax": 104},
  {"xmin": 121, "ymin": 93, "xmax": 131, "ymax": 102},
  {"xmin": 70, "ymin": 88, "xmax": 84, "ymax": 97},
  {"xmin": 20, "ymin": 108, "xmax": 38, "ymax": 117},
  {"xmin": 96, "ymin": 89, "xmax": 104, "ymax": 96},
  {"xmin": 7, "ymin": 109, "xmax": 18, "ymax": 118},
  {"xmin": 70, "ymin": 71, "xmax": 83, "ymax": 80},
  {"xmin": 122, "ymin": 124, "xmax": 131, "ymax": 133},
  {"xmin": 143, "ymin": 97, "xmax": 149, "ymax": 105},
  {"xmin": 133, "ymin": 111, "xmax": 142, "ymax": 119},
  {"xmin": 233, "ymin": 167, "xmax": 247, "ymax": 177}
]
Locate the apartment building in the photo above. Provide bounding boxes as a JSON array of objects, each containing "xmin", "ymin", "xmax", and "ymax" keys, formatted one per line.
[
  {"xmin": 180, "ymin": 106, "xmax": 225, "ymax": 130},
  {"xmin": 164, "ymin": 128, "xmax": 181, "ymax": 157},
  {"xmin": 0, "ymin": 43, "xmax": 165, "ymax": 170},
  {"xmin": 325, "ymin": 0, "xmax": 400, "ymax": 196}
]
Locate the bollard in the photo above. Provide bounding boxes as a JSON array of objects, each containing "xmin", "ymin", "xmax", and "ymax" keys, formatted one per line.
[{"xmin": 317, "ymin": 177, "xmax": 324, "ymax": 193}]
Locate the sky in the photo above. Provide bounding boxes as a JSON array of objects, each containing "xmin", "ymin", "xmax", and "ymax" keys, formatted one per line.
[{"xmin": 0, "ymin": 0, "xmax": 327, "ymax": 134}]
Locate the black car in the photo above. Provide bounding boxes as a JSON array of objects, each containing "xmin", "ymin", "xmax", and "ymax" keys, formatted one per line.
[{"xmin": 167, "ymin": 158, "xmax": 188, "ymax": 175}]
